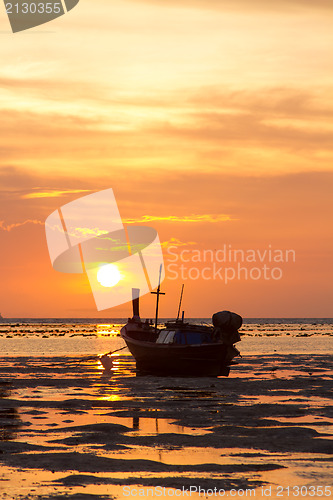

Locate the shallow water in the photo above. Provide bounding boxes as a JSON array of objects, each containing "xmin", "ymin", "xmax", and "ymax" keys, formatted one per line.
[
  {"xmin": 0, "ymin": 321, "xmax": 332, "ymax": 499},
  {"xmin": 0, "ymin": 319, "xmax": 332, "ymax": 356}
]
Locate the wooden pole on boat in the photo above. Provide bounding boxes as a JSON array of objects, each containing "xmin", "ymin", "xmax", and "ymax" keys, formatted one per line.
[
  {"xmin": 176, "ymin": 283, "xmax": 184, "ymax": 321},
  {"xmin": 151, "ymin": 264, "xmax": 165, "ymax": 333},
  {"xmin": 132, "ymin": 287, "xmax": 140, "ymax": 318}
]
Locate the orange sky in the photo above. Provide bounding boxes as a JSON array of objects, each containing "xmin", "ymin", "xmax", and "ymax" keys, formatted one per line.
[{"xmin": 0, "ymin": 0, "xmax": 332, "ymax": 318}]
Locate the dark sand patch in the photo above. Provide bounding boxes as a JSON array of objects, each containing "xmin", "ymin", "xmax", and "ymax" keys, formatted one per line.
[
  {"xmin": 2, "ymin": 449, "xmax": 286, "ymax": 474},
  {"xmin": 33, "ymin": 495, "xmax": 112, "ymax": 500}
]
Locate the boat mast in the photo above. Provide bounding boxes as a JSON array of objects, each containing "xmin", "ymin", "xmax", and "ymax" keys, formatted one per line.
[
  {"xmin": 151, "ymin": 264, "xmax": 165, "ymax": 333},
  {"xmin": 131, "ymin": 288, "xmax": 140, "ymax": 319},
  {"xmin": 176, "ymin": 283, "xmax": 184, "ymax": 321}
]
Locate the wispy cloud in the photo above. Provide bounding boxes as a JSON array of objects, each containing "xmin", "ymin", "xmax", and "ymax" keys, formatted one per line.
[
  {"xmin": 1, "ymin": 84, "xmax": 332, "ymax": 180},
  {"xmin": 0, "ymin": 214, "xmax": 231, "ymax": 235},
  {"xmin": 124, "ymin": 214, "xmax": 233, "ymax": 224},
  {"xmin": 21, "ymin": 189, "xmax": 91, "ymax": 200},
  {"xmin": 161, "ymin": 237, "xmax": 197, "ymax": 249},
  {"xmin": 0, "ymin": 219, "xmax": 43, "ymax": 232}
]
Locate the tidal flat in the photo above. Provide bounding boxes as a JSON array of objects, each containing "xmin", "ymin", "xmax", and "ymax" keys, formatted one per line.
[{"xmin": 0, "ymin": 322, "xmax": 332, "ymax": 499}]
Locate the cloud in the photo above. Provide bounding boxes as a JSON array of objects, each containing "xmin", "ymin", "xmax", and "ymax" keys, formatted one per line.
[
  {"xmin": 161, "ymin": 237, "xmax": 197, "ymax": 249},
  {"xmin": 1, "ymin": 84, "xmax": 332, "ymax": 182},
  {"xmin": 0, "ymin": 219, "xmax": 43, "ymax": 232},
  {"xmin": 189, "ymin": 87, "xmax": 333, "ymax": 120},
  {"xmin": 152, "ymin": 112, "xmax": 333, "ymax": 153},
  {"xmin": 22, "ymin": 189, "xmax": 91, "ymax": 199},
  {"xmin": 143, "ymin": 86, "xmax": 333, "ymax": 154},
  {"xmin": 0, "ymin": 74, "xmax": 113, "ymax": 109},
  {"xmin": 123, "ymin": 214, "xmax": 233, "ymax": 223},
  {"xmin": 1, "ymin": 85, "xmax": 331, "ymax": 182}
]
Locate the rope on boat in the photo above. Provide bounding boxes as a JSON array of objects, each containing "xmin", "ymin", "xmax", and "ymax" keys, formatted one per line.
[{"xmin": 78, "ymin": 345, "xmax": 127, "ymax": 362}]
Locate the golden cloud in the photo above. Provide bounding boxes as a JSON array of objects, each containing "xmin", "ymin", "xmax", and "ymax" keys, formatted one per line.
[
  {"xmin": 21, "ymin": 189, "xmax": 91, "ymax": 199},
  {"xmin": 124, "ymin": 214, "xmax": 233, "ymax": 223},
  {"xmin": 161, "ymin": 237, "xmax": 197, "ymax": 249}
]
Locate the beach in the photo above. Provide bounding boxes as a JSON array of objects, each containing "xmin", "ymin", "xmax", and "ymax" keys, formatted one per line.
[{"xmin": 0, "ymin": 320, "xmax": 332, "ymax": 500}]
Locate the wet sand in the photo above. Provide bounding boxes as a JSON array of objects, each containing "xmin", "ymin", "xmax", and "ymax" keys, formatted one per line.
[
  {"xmin": 0, "ymin": 350, "xmax": 332, "ymax": 500},
  {"xmin": 0, "ymin": 322, "xmax": 332, "ymax": 500}
]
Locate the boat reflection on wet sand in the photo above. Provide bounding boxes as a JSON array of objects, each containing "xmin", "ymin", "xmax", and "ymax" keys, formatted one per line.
[{"xmin": 121, "ymin": 285, "xmax": 243, "ymax": 377}]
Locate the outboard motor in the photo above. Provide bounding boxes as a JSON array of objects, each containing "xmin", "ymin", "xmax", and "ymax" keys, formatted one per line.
[
  {"xmin": 212, "ymin": 310, "xmax": 243, "ymax": 344},
  {"xmin": 212, "ymin": 310, "xmax": 242, "ymax": 331}
]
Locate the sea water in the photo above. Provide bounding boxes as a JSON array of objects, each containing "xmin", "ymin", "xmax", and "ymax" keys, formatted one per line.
[{"xmin": 0, "ymin": 318, "xmax": 332, "ymax": 356}]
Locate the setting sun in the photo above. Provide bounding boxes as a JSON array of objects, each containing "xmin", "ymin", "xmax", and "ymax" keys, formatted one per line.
[{"xmin": 97, "ymin": 264, "xmax": 122, "ymax": 288}]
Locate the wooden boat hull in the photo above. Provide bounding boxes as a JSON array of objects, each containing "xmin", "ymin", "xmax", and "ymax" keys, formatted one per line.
[{"xmin": 122, "ymin": 332, "xmax": 234, "ymax": 376}]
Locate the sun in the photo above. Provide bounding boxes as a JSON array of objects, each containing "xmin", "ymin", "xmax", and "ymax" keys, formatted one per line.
[{"xmin": 97, "ymin": 264, "xmax": 122, "ymax": 288}]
